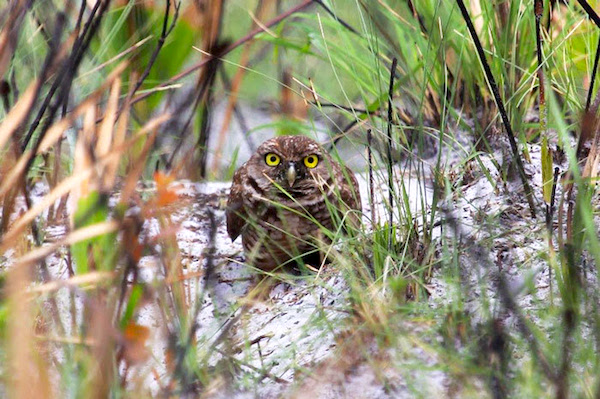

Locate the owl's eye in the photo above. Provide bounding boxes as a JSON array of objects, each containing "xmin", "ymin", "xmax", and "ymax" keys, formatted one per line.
[
  {"xmin": 303, "ymin": 154, "xmax": 319, "ymax": 168},
  {"xmin": 265, "ymin": 153, "xmax": 281, "ymax": 166}
]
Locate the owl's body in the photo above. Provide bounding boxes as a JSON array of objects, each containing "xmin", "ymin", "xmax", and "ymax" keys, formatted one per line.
[{"xmin": 226, "ymin": 135, "xmax": 361, "ymax": 271}]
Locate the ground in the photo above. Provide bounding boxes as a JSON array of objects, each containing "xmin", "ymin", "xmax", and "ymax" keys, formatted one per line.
[{"xmin": 127, "ymin": 140, "xmax": 556, "ymax": 397}]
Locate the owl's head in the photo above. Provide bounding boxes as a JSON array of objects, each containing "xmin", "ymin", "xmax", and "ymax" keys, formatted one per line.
[{"xmin": 248, "ymin": 135, "xmax": 329, "ymax": 195}]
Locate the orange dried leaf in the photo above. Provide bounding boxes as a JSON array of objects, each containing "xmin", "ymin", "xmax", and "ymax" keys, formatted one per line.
[
  {"xmin": 153, "ymin": 171, "xmax": 178, "ymax": 206},
  {"xmin": 124, "ymin": 323, "xmax": 150, "ymax": 342},
  {"xmin": 122, "ymin": 323, "xmax": 150, "ymax": 364},
  {"xmin": 157, "ymin": 189, "xmax": 178, "ymax": 207},
  {"xmin": 154, "ymin": 171, "xmax": 175, "ymax": 187}
]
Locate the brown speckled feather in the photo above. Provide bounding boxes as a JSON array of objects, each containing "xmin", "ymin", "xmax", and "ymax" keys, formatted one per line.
[
  {"xmin": 226, "ymin": 135, "xmax": 362, "ymax": 271},
  {"xmin": 225, "ymin": 167, "xmax": 248, "ymax": 241}
]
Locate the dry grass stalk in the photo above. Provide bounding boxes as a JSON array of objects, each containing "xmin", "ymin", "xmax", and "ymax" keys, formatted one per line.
[
  {"xmin": 0, "ymin": 111, "xmax": 170, "ymax": 252},
  {"xmin": 38, "ymin": 62, "xmax": 129, "ymax": 153},
  {"xmin": 13, "ymin": 220, "xmax": 120, "ymax": 268},
  {"xmin": 7, "ymin": 236, "xmax": 52, "ymax": 398},
  {"xmin": 0, "ymin": 63, "xmax": 128, "ymax": 202},
  {"xmin": 97, "ymin": 77, "xmax": 121, "ymax": 188},
  {"xmin": 118, "ymin": 123, "xmax": 160, "ymax": 204},
  {"xmin": 107, "ymin": 72, "xmax": 135, "ymax": 187},
  {"xmin": 0, "ymin": 0, "xmax": 27, "ymax": 78},
  {"xmin": 28, "ymin": 271, "xmax": 116, "ymax": 294},
  {"xmin": 0, "ymin": 81, "xmax": 38, "ymax": 149},
  {"xmin": 87, "ymin": 297, "xmax": 117, "ymax": 399}
]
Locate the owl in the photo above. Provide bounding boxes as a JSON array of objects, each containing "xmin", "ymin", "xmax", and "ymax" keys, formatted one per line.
[{"xmin": 226, "ymin": 135, "xmax": 362, "ymax": 271}]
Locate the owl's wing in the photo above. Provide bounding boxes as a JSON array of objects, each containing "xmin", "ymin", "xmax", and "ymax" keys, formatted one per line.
[
  {"xmin": 226, "ymin": 167, "xmax": 248, "ymax": 241},
  {"xmin": 340, "ymin": 166, "xmax": 362, "ymax": 212}
]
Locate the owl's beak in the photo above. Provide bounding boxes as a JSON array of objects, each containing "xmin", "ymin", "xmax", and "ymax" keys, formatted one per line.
[{"xmin": 286, "ymin": 163, "xmax": 297, "ymax": 187}]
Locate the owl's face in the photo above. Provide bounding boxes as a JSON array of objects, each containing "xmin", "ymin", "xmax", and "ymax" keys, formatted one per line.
[{"xmin": 246, "ymin": 135, "xmax": 328, "ymax": 196}]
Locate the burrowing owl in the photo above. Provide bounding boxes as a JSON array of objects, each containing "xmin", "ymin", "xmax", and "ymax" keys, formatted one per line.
[{"xmin": 226, "ymin": 135, "xmax": 362, "ymax": 271}]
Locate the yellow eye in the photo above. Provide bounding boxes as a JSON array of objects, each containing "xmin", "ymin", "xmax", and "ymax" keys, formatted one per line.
[
  {"xmin": 303, "ymin": 154, "xmax": 319, "ymax": 168},
  {"xmin": 265, "ymin": 153, "xmax": 281, "ymax": 166}
]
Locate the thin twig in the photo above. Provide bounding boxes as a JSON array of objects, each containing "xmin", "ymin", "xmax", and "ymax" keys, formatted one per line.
[
  {"xmin": 214, "ymin": 347, "xmax": 291, "ymax": 384},
  {"xmin": 546, "ymin": 166, "xmax": 559, "ymax": 303},
  {"xmin": 546, "ymin": 167, "xmax": 560, "ymax": 234},
  {"xmin": 312, "ymin": 102, "xmax": 370, "ymax": 114},
  {"xmin": 7, "ymin": 4, "xmax": 73, "ymax": 343},
  {"xmin": 312, "ymin": 0, "xmax": 360, "ymax": 35},
  {"xmin": 0, "ymin": 80, "xmax": 10, "ymax": 111},
  {"xmin": 586, "ymin": 37, "xmax": 600, "ymax": 111},
  {"xmin": 196, "ymin": 41, "xmax": 224, "ymax": 178},
  {"xmin": 576, "ymin": 0, "xmax": 600, "ymax": 28},
  {"xmin": 25, "ymin": 0, "xmax": 111, "ymax": 162},
  {"xmin": 535, "ymin": 0, "xmax": 546, "ymax": 131},
  {"xmin": 328, "ymin": 120, "xmax": 360, "ymax": 149},
  {"xmin": 386, "ymin": 58, "xmax": 398, "ymax": 251},
  {"xmin": 405, "ymin": 0, "xmax": 428, "ymax": 34},
  {"xmin": 21, "ymin": 0, "xmax": 106, "ymax": 151},
  {"xmin": 455, "ymin": 0, "xmax": 537, "ymax": 218},
  {"xmin": 61, "ymin": 0, "xmax": 88, "ymax": 118},
  {"xmin": 131, "ymin": 0, "xmax": 314, "ymax": 107},
  {"xmin": 367, "ymin": 129, "xmax": 376, "ymax": 225},
  {"xmin": 130, "ymin": 0, "xmax": 180, "ymax": 100},
  {"xmin": 18, "ymin": 9, "xmax": 68, "ymax": 284}
]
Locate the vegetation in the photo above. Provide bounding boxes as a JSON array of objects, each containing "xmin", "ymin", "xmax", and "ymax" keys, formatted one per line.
[{"xmin": 1, "ymin": 0, "xmax": 600, "ymax": 397}]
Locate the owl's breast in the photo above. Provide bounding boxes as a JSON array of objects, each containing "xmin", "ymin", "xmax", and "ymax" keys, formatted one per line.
[{"xmin": 240, "ymin": 201, "xmax": 328, "ymax": 270}]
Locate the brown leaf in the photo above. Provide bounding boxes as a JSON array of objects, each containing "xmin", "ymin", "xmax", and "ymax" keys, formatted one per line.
[
  {"xmin": 122, "ymin": 323, "xmax": 151, "ymax": 364},
  {"xmin": 154, "ymin": 171, "xmax": 179, "ymax": 207}
]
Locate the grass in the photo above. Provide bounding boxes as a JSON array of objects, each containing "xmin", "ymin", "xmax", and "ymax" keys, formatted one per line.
[{"xmin": 2, "ymin": 0, "xmax": 600, "ymax": 397}]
